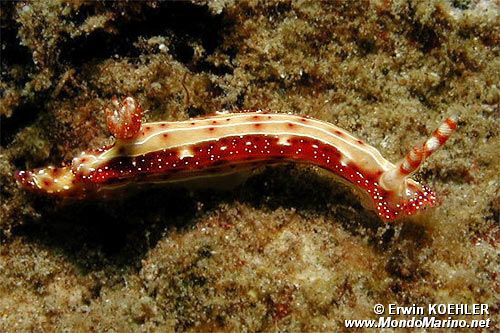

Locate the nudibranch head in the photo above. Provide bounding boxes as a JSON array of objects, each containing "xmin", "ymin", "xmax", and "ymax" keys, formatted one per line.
[
  {"xmin": 399, "ymin": 180, "xmax": 437, "ymax": 216},
  {"xmin": 376, "ymin": 115, "xmax": 458, "ymax": 220},
  {"xmin": 373, "ymin": 178, "xmax": 437, "ymax": 221}
]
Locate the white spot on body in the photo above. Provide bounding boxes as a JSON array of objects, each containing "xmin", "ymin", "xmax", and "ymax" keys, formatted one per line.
[
  {"xmin": 278, "ymin": 136, "xmax": 291, "ymax": 146},
  {"xmin": 178, "ymin": 148, "xmax": 194, "ymax": 160}
]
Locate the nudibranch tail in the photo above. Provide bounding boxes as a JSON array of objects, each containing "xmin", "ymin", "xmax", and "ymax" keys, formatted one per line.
[{"xmin": 15, "ymin": 166, "xmax": 78, "ymax": 195}]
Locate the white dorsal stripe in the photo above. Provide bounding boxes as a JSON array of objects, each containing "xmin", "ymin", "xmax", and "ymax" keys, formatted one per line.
[{"xmin": 88, "ymin": 114, "xmax": 394, "ymax": 177}]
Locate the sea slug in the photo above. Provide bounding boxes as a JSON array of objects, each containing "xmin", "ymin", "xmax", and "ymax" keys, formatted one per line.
[{"xmin": 15, "ymin": 97, "xmax": 457, "ymax": 221}]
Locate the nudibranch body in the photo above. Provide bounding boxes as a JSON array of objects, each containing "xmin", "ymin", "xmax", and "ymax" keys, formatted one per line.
[{"xmin": 16, "ymin": 97, "xmax": 457, "ymax": 221}]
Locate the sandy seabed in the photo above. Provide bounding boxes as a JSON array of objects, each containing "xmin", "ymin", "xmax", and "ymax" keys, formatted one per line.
[{"xmin": 0, "ymin": 1, "xmax": 498, "ymax": 332}]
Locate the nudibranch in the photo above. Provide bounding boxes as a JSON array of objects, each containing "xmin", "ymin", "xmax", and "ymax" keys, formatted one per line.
[{"xmin": 15, "ymin": 97, "xmax": 457, "ymax": 221}]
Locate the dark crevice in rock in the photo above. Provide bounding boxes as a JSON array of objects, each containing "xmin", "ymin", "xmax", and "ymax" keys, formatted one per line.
[
  {"xmin": 0, "ymin": 2, "xmax": 33, "ymax": 68},
  {"xmin": 60, "ymin": 2, "xmax": 230, "ymax": 73},
  {"xmin": 0, "ymin": 102, "xmax": 41, "ymax": 147}
]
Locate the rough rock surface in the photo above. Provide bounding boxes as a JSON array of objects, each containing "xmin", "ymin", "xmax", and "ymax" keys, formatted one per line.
[{"xmin": 0, "ymin": 1, "xmax": 498, "ymax": 331}]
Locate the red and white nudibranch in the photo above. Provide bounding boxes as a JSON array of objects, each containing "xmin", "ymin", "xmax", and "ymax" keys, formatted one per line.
[{"xmin": 15, "ymin": 97, "xmax": 458, "ymax": 221}]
